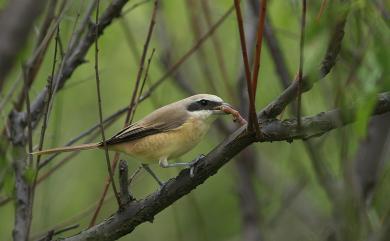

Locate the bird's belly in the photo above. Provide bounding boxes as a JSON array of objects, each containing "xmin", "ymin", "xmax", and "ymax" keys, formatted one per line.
[{"xmin": 110, "ymin": 118, "xmax": 209, "ymax": 163}]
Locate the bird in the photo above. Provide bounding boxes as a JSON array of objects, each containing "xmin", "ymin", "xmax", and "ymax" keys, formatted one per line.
[{"xmin": 32, "ymin": 94, "xmax": 232, "ymax": 174}]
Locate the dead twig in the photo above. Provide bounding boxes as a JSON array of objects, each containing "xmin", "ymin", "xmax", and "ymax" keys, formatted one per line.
[
  {"xmin": 143, "ymin": 4, "xmax": 234, "ymax": 98},
  {"xmin": 89, "ymin": 0, "xmax": 160, "ymax": 226},
  {"xmin": 33, "ymin": 26, "xmax": 59, "ymax": 182},
  {"xmin": 121, "ymin": 0, "xmax": 151, "ymax": 16},
  {"xmin": 119, "ymin": 160, "xmax": 133, "ymax": 206},
  {"xmin": 131, "ymin": 48, "xmax": 155, "ymax": 125},
  {"xmin": 38, "ymin": 224, "xmax": 80, "ymax": 241},
  {"xmin": 316, "ymin": 0, "xmax": 328, "ymax": 21},
  {"xmin": 200, "ymin": 0, "xmax": 235, "ymax": 100},
  {"xmin": 94, "ymin": 0, "xmax": 121, "ymax": 207},
  {"xmin": 185, "ymin": 0, "xmax": 218, "ymax": 93}
]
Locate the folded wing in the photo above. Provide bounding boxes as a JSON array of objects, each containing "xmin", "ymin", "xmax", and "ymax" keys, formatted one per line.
[{"xmin": 105, "ymin": 102, "xmax": 189, "ymax": 145}]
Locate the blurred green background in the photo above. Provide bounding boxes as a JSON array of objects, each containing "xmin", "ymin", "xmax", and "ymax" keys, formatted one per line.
[{"xmin": 0, "ymin": 0, "xmax": 389, "ymax": 240}]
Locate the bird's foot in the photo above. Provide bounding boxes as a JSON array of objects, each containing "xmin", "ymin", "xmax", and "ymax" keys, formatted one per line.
[{"xmin": 189, "ymin": 154, "xmax": 206, "ymax": 177}]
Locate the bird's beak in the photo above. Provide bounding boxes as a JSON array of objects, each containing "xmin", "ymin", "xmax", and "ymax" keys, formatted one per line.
[{"xmin": 213, "ymin": 102, "xmax": 233, "ymax": 114}]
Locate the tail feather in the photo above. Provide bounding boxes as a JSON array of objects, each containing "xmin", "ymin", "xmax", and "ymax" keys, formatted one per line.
[{"xmin": 31, "ymin": 143, "xmax": 101, "ymax": 156}]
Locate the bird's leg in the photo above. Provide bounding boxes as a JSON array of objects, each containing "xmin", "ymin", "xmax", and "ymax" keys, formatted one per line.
[
  {"xmin": 142, "ymin": 164, "xmax": 164, "ymax": 187},
  {"xmin": 159, "ymin": 155, "xmax": 206, "ymax": 177}
]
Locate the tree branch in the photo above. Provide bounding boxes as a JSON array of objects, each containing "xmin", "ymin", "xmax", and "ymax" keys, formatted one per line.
[
  {"xmin": 17, "ymin": 0, "xmax": 129, "ymax": 134},
  {"xmin": 59, "ymin": 91, "xmax": 390, "ymax": 241}
]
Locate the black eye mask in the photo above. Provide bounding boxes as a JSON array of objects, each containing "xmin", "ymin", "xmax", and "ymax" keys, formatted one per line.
[{"xmin": 187, "ymin": 99, "xmax": 222, "ymax": 112}]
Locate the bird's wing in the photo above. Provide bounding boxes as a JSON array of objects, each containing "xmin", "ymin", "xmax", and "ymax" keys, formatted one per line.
[{"xmin": 105, "ymin": 103, "xmax": 189, "ymax": 145}]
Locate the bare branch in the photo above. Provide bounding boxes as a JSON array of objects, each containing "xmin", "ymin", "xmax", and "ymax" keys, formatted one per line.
[
  {"xmin": 89, "ymin": 0, "xmax": 159, "ymax": 226},
  {"xmin": 200, "ymin": 0, "xmax": 235, "ymax": 99},
  {"xmin": 143, "ymin": 5, "xmax": 234, "ymax": 98},
  {"xmin": 25, "ymin": 0, "xmax": 130, "ymax": 131},
  {"xmin": 185, "ymin": 0, "xmax": 218, "ymax": 93},
  {"xmin": 124, "ymin": 0, "xmax": 159, "ymax": 123},
  {"xmin": 94, "ymin": 0, "xmax": 121, "ymax": 207},
  {"xmin": 14, "ymin": 0, "xmax": 65, "ymax": 111}
]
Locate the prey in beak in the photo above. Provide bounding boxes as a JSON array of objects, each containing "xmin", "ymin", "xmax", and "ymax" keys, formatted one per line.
[{"xmin": 212, "ymin": 102, "xmax": 233, "ymax": 114}]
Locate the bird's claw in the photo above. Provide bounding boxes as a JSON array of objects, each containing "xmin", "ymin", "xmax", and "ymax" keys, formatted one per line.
[{"xmin": 189, "ymin": 154, "xmax": 206, "ymax": 177}]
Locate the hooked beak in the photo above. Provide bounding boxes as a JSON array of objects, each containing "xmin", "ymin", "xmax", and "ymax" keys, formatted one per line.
[{"xmin": 213, "ymin": 102, "xmax": 233, "ymax": 114}]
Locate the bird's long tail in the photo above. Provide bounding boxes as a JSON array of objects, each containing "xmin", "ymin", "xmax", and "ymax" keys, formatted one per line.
[{"xmin": 31, "ymin": 143, "xmax": 101, "ymax": 156}]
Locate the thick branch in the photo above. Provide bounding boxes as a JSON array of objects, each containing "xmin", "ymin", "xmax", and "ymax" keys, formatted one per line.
[
  {"xmin": 60, "ymin": 92, "xmax": 390, "ymax": 241},
  {"xmin": 22, "ymin": 0, "xmax": 129, "ymax": 133}
]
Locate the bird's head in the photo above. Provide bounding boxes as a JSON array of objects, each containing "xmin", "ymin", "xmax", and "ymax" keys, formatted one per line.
[{"xmin": 184, "ymin": 94, "xmax": 232, "ymax": 121}]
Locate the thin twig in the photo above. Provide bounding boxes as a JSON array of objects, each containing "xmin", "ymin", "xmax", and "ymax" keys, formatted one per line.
[
  {"xmin": 8, "ymin": 0, "xmax": 129, "ymax": 139},
  {"xmin": 68, "ymin": 0, "xmax": 97, "ymax": 52},
  {"xmin": 128, "ymin": 165, "xmax": 143, "ymax": 187},
  {"xmin": 185, "ymin": 0, "xmax": 218, "ymax": 94},
  {"xmin": 316, "ymin": 0, "xmax": 328, "ymax": 21},
  {"xmin": 26, "ymin": 26, "xmax": 60, "ymax": 241},
  {"xmin": 297, "ymin": 0, "xmax": 307, "ymax": 129},
  {"xmin": 0, "ymin": 74, "xmax": 22, "ymax": 113},
  {"xmin": 35, "ymin": 75, "xmax": 157, "ymax": 187},
  {"xmin": 125, "ymin": 0, "xmax": 159, "ymax": 124},
  {"xmin": 121, "ymin": 0, "xmax": 151, "ymax": 16},
  {"xmin": 200, "ymin": 0, "xmax": 235, "ymax": 100},
  {"xmin": 233, "ymin": 0, "xmax": 257, "ymax": 132},
  {"xmin": 142, "ymin": 5, "xmax": 234, "ymax": 98},
  {"xmin": 94, "ymin": 0, "xmax": 121, "ymax": 207},
  {"xmin": 37, "ymin": 224, "xmax": 80, "ymax": 241},
  {"xmin": 35, "ymin": 27, "xmax": 59, "ymax": 173},
  {"xmin": 23, "ymin": 68, "xmax": 33, "ymax": 167},
  {"xmin": 130, "ymin": 48, "xmax": 155, "ymax": 124},
  {"xmin": 89, "ymin": 0, "xmax": 160, "ymax": 227},
  {"xmin": 14, "ymin": 0, "xmax": 67, "ymax": 111}
]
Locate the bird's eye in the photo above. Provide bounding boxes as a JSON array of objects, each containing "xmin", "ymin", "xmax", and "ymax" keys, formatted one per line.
[{"xmin": 199, "ymin": 99, "xmax": 208, "ymax": 106}]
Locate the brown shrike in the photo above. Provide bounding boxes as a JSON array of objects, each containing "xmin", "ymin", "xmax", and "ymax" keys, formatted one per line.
[{"xmin": 32, "ymin": 94, "xmax": 232, "ymax": 172}]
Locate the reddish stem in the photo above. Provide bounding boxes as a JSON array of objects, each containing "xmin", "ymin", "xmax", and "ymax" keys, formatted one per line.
[{"xmin": 233, "ymin": 0, "xmax": 257, "ymax": 132}]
